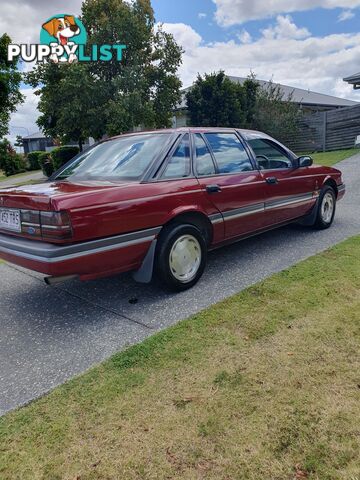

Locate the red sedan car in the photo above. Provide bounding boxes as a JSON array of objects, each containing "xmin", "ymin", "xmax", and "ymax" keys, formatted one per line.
[{"xmin": 0, "ymin": 128, "xmax": 345, "ymax": 290}]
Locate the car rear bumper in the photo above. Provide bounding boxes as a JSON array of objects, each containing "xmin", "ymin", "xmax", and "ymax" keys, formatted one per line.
[{"xmin": 0, "ymin": 227, "xmax": 161, "ymax": 280}]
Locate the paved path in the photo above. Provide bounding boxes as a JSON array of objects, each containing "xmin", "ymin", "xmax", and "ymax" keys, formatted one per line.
[
  {"xmin": 0, "ymin": 170, "xmax": 44, "ymax": 188},
  {"xmin": 1, "ymin": 155, "xmax": 360, "ymax": 415}
]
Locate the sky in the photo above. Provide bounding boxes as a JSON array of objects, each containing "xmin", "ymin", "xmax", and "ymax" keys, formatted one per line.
[{"xmin": 3, "ymin": 0, "xmax": 360, "ymax": 143}]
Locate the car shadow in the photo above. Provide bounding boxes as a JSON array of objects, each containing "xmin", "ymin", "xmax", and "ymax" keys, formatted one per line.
[
  {"xmin": 48, "ymin": 223, "xmax": 316, "ymax": 328},
  {"xmin": 2, "ymin": 216, "xmax": 352, "ymax": 332}
]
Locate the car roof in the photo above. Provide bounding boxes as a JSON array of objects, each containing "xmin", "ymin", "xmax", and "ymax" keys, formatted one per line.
[{"xmin": 106, "ymin": 127, "xmax": 269, "ymax": 140}]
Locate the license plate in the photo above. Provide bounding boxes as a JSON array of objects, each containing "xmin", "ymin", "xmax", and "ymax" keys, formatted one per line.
[{"xmin": 0, "ymin": 208, "xmax": 21, "ymax": 232}]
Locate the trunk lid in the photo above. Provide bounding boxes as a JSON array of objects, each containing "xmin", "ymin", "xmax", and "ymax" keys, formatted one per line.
[{"xmin": 0, "ymin": 180, "xmax": 134, "ymax": 210}]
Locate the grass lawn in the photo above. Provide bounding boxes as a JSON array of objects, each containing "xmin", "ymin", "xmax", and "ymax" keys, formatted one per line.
[
  {"xmin": 9, "ymin": 178, "xmax": 45, "ymax": 187},
  {"xmin": 0, "ymin": 170, "xmax": 42, "ymax": 183},
  {"xmin": 305, "ymin": 148, "xmax": 359, "ymax": 167},
  {"xmin": 1, "ymin": 236, "xmax": 360, "ymax": 480}
]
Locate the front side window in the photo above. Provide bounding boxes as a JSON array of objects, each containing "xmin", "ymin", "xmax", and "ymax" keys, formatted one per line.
[
  {"xmin": 247, "ymin": 138, "xmax": 293, "ymax": 170},
  {"xmin": 204, "ymin": 133, "xmax": 253, "ymax": 174},
  {"xmin": 55, "ymin": 133, "xmax": 171, "ymax": 181},
  {"xmin": 194, "ymin": 134, "xmax": 216, "ymax": 176},
  {"xmin": 161, "ymin": 134, "xmax": 191, "ymax": 179}
]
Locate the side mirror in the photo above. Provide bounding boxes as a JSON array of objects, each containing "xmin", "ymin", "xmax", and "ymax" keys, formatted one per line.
[{"xmin": 297, "ymin": 156, "xmax": 313, "ymax": 168}]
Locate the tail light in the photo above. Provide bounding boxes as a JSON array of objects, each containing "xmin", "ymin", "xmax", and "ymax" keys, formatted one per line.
[
  {"xmin": 21, "ymin": 210, "xmax": 41, "ymax": 237},
  {"xmin": 21, "ymin": 210, "xmax": 72, "ymax": 240},
  {"xmin": 40, "ymin": 211, "xmax": 72, "ymax": 240}
]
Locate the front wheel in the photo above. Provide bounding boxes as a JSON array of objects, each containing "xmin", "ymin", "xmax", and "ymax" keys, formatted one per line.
[
  {"xmin": 313, "ymin": 186, "xmax": 336, "ymax": 229},
  {"xmin": 155, "ymin": 224, "xmax": 207, "ymax": 291}
]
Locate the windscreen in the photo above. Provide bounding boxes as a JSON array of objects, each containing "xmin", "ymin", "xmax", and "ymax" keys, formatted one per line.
[{"xmin": 54, "ymin": 133, "xmax": 171, "ymax": 181}]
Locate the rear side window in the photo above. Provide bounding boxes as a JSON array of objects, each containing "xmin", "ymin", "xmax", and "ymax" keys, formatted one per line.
[
  {"xmin": 194, "ymin": 134, "xmax": 216, "ymax": 176},
  {"xmin": 204, "ymin": 133, "xmax": 253, "ymax": 174},
  {"xmin": 161, "ymin": 134, "xmax": 191, "ymax": 179}
]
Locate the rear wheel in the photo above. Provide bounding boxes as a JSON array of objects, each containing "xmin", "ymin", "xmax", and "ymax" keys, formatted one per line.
[
  {"xmin": 155, "ymin": 224, "xmax": 207, "ymax": 291},
  {"xmin": 313, "ymin": 186, "xmax": 336, "ymax": 229}
]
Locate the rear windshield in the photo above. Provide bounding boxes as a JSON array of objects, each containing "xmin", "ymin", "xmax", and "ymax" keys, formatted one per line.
[{"xmin": 54, "ymin": 133, "xmax": 171, "ymax": 181}]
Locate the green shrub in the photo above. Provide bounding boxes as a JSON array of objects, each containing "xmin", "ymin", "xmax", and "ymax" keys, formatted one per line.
[
  {"xmin": 51, "ymin": 146, "xmax": 79, "ymax": 171},
  {"xmin": 2, "ymin": 154, "xmax": 26, "ymax": 176},
  {"xmin": 26, "ymin": 151, "xmax": 43, "ymax": 171},
  {"xmin": 36, "ymin": 146, "xmax": 79, "ymax": 178},
  {"xmin": 38, "ymin": 152, "xmax": 54, "ymax": 178},
  {"xmin": 0, "ymin": 139, "xmax": 27, "ymax": 176}
]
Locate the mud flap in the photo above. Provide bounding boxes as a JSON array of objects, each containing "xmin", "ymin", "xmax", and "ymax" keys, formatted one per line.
[
  {"xmin": 132, "ymin": 239, "xmax": 157, "ymax": 284},
  {"xmin": 298, "ymin": 198, "xmax": 319, "ymax": 226}
]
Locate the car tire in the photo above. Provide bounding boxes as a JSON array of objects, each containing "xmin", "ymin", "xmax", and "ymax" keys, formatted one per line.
[
  {"xmin": 313, "ymin": 186, "xmax": 336, "ymax": 230},
  {"xmin": 155, "ymin": 224, "xmax": 207, "ymax": 291}
]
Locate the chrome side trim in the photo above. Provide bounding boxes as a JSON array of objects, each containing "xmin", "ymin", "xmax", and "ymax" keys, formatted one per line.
[
  {"xmin": 208, "ymin": 192, "xmax": 315, "ymax": 224},
  {"xmin": 209, "ymin": 213, "xmax": 223, "ymax": 224},
  {"xmin": 223, "ymin": 203, "xmax": 265, "ymax": 221},
  {"xmin": 265, "ymin": 192, "xmax": 314, "ymax": 210},
  {"xmin": 0, "ymin": 227, "xmax": 161, "ymax": 263}
]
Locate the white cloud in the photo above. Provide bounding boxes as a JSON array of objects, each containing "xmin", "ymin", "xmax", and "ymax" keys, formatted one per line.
[
  {"xmin": 198, "ymin": 12, "xmax": 207, "ymax": 19},
  {"xmin": 7, "ymin": 88, "xmax": 40, "ymax": 146},
  {"xmin": 262, "ymin": 15, "xmax": 310, "ymax": 39},
  {"xmin": 338, "ymin": 9, "xmax": 355, "ymax": 20},
  {"xmin": 237, "ymin": 29, "xmax": 252, "ymax": 43},
  {"xmin": 0, "ymin": 0, "xmax": 82, "ymax": 44},
  {"xmin": 161, "ymin": 23, "xmax": 202, "ymax": 51},
  {"xmin": 213, "ymin": 0, "xmax": 360, "ymax": 26},
  {"xmin": 161, "ymin": 20, "xmax": 360, "ymax": 102}
]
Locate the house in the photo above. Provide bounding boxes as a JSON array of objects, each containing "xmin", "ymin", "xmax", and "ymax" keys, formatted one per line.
[
  {"xmin": 173, "ymin": 76, "xmax": 358, "ymax": 127},
  {"xmin": 22, "ymin": 132, "xmax": 54, "ymax": 154},
  {"xmin": 343, "ymin": 72, "xmax": 360, "ymax": 90},
  {"xmin": 22, "ymin": 131, "xmax": 92, "ymax": 154}
]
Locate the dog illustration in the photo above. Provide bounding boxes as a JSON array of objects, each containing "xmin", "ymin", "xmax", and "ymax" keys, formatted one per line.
[{"xmin": 42, "ymin": 15, "xmax": 80, "ymax": 63}]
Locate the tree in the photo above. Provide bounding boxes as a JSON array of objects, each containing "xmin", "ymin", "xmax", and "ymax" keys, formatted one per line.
[
  {"xmin": 241, "ymin": 72, "xmax": 260, "ymax": 127},
  {"xmin": 185, "ymin": 71, "xmax": 300, "ymax": 141},
  {"xmin": 252, "ymin": 79, "xmax": 300, "ymax": 143},
  {"xmin": 0, "ymin": 34, "xmax": 24, "ymax": 138},
  {"xmin": 0, "ymin": 138, "xmax": 26, "ymax": 176},
  {"xmin": 27, "ymin": 0, "xmax": 183, "ymax": 146},
  {"xmin": 14, "ymin": 135, "xmax": 23, "ymax": 151},
  {"xmin": 186, "ymin": 71, "xmax": 246, "ymax": 127},
  {"xmin": 28, "ymin": 63, "xmax": 107, "ymax": 150},
  {"xmin": 81, "ymin": 0, "xmax": 182, "ymax": 134}
]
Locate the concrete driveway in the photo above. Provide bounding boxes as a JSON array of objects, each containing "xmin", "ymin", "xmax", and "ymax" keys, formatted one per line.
[{"xmin": 1, "ymin": 154, "xmax": 360, "ymax": 415}]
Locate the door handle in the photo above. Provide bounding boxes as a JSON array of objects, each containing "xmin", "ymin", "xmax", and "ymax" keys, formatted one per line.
[
  {"xmin": 265, "ymin": 177, "xmax": 278, "ymax": 185},
  {"xmin": 206, "ymin": 184, "xmax": 222, "ymax": 193}
]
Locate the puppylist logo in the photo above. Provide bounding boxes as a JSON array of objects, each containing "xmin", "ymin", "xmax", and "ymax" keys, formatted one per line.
[
  {"xmin": 7, "ymin": 14, "xmax": 126, "ymax": 64},
  {"xmin": 41, "ymin": 14, "xmax": 86, "ymax": 63}
]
